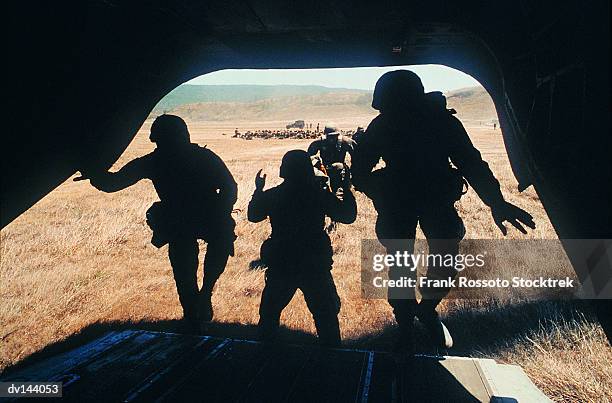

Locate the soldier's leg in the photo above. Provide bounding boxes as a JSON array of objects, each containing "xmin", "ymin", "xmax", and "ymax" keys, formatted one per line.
[
  {"xmin": 387, "ymin": 263, "xmax": 418, "ymax": 354},
  {"xmin": 199, "ymin": 221, "xmax": 236, "ymax": 322},
  {"xmin": 199, "ymin": 241, "xmax": 231, "ymax": 322},
  {"xmin": 300, "ymin": 270, "xmax": 342, "ymax": 347},
  {"xmin": 168, "ymin": 237, "xmax": 200, "ymax": 328},
  {"xmin": 376, "ymin": 213, "xmax": 419, "ymax": 352},
  {"xmin": 417, "ymin": 204, "xmax": 465, "ymax": 348},
  {"xmin": 258, "ymin": 270, "xmax": 298, "ymax": 343},
  {"xmin": 418, "ymin": 204, "xmax": 465, "ymax": 306}
]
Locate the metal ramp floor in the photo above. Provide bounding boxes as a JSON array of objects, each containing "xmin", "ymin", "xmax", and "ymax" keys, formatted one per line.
[{"xmin": 1, "ymin": 330, "xmax": 550, "ymax": 402}]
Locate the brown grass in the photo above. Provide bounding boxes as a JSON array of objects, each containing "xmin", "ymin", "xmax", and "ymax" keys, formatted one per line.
[{"xmin": 1, "ymin": 120, "xmax": 610, "ymax": 401}]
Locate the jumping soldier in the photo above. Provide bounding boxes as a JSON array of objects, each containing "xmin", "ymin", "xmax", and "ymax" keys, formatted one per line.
[
  {"xmin": 248, "ymin": 150, "xmax": 357, "ymax": 347},
  {"xmin": 352, "ymin": 70, "xmax": 535, "ymax": 354},
  {"xmin": 77, "ymin": 114, "xmax": 237, "ymax": 332}
]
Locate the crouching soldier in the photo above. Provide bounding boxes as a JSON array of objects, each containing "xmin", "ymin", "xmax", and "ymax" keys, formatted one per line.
[
  {"xmin": 248, "ymin": 150, "xmax": 357, "ymax": 347},
  {"xmin": 78, "ymin": 114, "xmax": 237, "ymax": 332}
]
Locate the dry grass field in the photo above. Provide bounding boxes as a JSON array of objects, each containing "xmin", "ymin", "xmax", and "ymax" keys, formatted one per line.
[{"xmin": 1, "ymin": 118, "xmax": 610, "ymax": 401}]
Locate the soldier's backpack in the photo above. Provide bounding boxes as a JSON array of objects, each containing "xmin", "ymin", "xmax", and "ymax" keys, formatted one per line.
[{"xmin": 426, "ymin": 91, "xmax": 469, "ymax": 202}]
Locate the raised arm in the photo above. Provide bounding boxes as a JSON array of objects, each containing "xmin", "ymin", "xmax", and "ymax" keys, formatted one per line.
[{"xmin": 247, "ymin": 169, "xmax": 269, "ymax": 223}]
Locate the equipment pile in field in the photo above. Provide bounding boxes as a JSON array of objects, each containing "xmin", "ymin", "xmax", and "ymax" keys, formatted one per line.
[{"xmin": 229, "ymin": 129, "xmax": 357, "ymax": 140}]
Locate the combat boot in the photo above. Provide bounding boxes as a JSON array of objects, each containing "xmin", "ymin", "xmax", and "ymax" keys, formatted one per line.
[
  {"xmin": 416, "ymin": 301, "xmax": 453, "ymax": 349},
  {"xmin": 392, "ymin": 323, "xmax": 416, "ymax": 365},
  {"xmin": 182, "ymin": 312, "xmax": 200, "ymax": 334},
  {"xmin": 388, "ymin": 298, "xmax": 417, "ymax": 361},
  {"xmin": 199, "ymin": 292, "xmax": 214, "ymax": 323}
]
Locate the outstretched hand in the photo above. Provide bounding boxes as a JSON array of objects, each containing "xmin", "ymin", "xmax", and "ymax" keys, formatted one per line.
[
  {"xmin": 491, "ymin": 201, "xmax": 536, "ymax": 235},
  {"xmin": 255, "ymin": 169, "xmax": 266, "ymax": 191}
]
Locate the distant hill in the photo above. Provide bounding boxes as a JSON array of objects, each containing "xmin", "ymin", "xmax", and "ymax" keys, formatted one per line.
[
  {"xmin": 168, "ymin": 91, "xmax": 374, "ymax": 121},
  {"xmin": 445, "ymin": 87, "xmax": 498, "ymax": 124},
  {"xmin": 152, "ymin": 84, "xmax": 497, "ymax": 124},
  {"xmin": 152, "ymin": 84, "xmax": 370, "ymax": 113}
]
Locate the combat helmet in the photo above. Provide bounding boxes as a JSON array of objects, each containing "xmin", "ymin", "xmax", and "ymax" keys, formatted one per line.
[
  {"xmin": 280, "ymin": 150, "xmax": 315, "ymax": 181},
  {"xmin": 323, "ymin": 124, "xmax": 340, "ymax": 136},
  {"xmin": 149, "ymin": 114, "xmax": 190, "ymax": 144},
  {"xmin": 372, "ymin": 70, "xmax": 425, "ymax": 111}
]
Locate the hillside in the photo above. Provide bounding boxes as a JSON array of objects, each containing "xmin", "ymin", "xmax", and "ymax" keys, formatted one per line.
[
  {"xmin": 445, "ymin": 86, "xmax": 499, "ymax": 124},
  {"xmin": 153, "ymin": 84, "xmax": 498, "ymax": 124},
  {"xmin": 169, "ymin": 92, "xmax": 373, "ymax": 121},
  {"xmin": 153, "ymin": 84, "xmax": 370, "ymax": 113}
]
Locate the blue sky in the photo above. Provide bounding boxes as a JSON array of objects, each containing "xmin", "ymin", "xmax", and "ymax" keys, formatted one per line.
[{"xmin": 187, "ymin": 64, "xmax": 481, "ymax": 92}]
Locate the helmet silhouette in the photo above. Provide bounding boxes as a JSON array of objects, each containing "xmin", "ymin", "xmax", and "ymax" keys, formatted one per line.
[
  {"xmin": 324, "ymin": 124, "xmax": 340, "ymax": 136},
  {"xmin": 280, "ymin": 150, "xmax": 315, "ymax": 181},
  {"xmin": 149, "ymin": 114, "xmax": 190, "ymax": 144},
  {"xmin": 372, "ymin": 70, "xmax": 425, "ymax": 111}
]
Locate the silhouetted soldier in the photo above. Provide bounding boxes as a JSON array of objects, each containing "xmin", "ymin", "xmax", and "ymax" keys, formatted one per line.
[
  {"xmin": 78, "ymin": 114, "xmax": 237, "ymax": 332},
  {"xmin": 307, "ymin": 124, "xmax": 356, "ymax": 193},
  {"xmin": 248, "ymin": 150, "xmax": 357, "ymax": 347},
  {"xmin": 352, "ymin": 71, "xmax": 535, "ymax": 353}
]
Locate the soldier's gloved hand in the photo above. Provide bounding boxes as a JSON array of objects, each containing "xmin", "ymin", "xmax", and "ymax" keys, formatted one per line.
[
  {"xmin": 491, "ymin": 201, "xmax": 536, "ymax": 235},
  {"xmin": 255, "ymin": 169, "xmax": 266, "ymax": 191}
]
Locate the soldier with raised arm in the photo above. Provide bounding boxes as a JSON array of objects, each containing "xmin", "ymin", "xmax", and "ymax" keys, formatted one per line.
[
  {"xmin": 78, "ymin": 114, "xmax": 237, "ymax": 332},
  {"xmin": 352, "ymin": 71, "xmax": 535, "ymax": 354},
  {"xmin": 248, "ymin": 150, "xmax": 357, "ymax": 347}
]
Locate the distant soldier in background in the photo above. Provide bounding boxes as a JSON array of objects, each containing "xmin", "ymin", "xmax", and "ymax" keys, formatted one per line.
[
  {"xmin": 248, "ymin": 150, "xmax": 357, "ymax": 346},
  {"xmin": 77, "ymin": 114, "xmax": 237, "ymax": 332},
  {"xmin": 352, "ymin": 71, "xmax": 535, "ymax": 355},
  {"xmin": 308, "ymin": 125, "xmax": 356, "ymax": 231},
  {"xmin": 307, "ymin": 124, "xmax": 356, "ymax": 194}
]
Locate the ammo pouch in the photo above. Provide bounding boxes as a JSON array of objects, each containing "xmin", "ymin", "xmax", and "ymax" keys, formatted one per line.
[
  {"xmin": 259, "ymin": 237, "xmax": 276, "ymax": 266},
  {"xmin": 450, "ymin": 167, "xmax": 469, "ymax": 202},
  {"xmin": 146, "ymin": 201, "xmax": 172, "ymax": 248}
]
